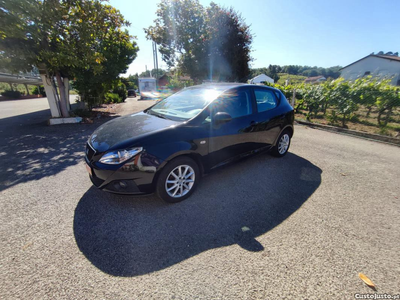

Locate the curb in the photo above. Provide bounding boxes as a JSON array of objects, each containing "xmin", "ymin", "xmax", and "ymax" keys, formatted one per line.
[
  {"xmin": 295, "ymin": 119, "xmax": 400, "ymax": 147},
  {"xmin": 48, "ymin": 117, "xmax": 83, "ymax": 125}
]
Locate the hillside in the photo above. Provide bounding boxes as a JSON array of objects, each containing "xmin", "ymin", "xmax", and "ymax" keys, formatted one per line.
[{"xmin": 276, "ymin": 73, "xmax": 306, "ymax": 85}]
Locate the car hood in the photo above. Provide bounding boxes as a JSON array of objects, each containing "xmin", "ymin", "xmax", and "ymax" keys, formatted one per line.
[{"xmin": 89, "ymin": 112, "xmax": 180, "ymax": 152}]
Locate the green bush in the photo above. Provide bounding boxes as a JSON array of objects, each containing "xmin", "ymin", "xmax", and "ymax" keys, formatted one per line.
[
  {"xmin": 104, "ymin": 92, "xmax": 122, "ymax": 104},
  {"xmin": 112, "ymin": 80, "xmax": 127, "ymax": 101},
  {"xmin": 32, "ymin": 86, "xmax": 46, "ymax": 96},
  {"xmin": 1, "ymin": 90, "xmax": 21, "ymax": 99}
]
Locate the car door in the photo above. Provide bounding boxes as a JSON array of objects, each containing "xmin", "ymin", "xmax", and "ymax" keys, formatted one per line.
[
  {"xmin": 206, "ymin": 87, "xmax": 261, "ymax": 168},
  {"xmin": 251, "ymin": 87, "xmax": 283, "ymax": 147}
]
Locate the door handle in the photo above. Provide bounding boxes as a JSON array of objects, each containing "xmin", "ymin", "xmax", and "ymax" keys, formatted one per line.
[{"xmin": 248, "ymin": 121, "xmax": 257, "ymax": 132}]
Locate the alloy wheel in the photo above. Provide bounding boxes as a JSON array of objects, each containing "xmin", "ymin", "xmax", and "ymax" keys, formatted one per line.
[
  {"xmin": 278, "ymin": 134, "xmax": 290, "ymax": 155},
  {"xmin": 165, "ymin": 165, "xmax": 195, "ymax": 198}
]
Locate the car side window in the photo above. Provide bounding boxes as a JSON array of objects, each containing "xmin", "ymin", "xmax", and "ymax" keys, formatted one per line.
[
  {"xmin": 254, "ymin": 89, "xmax": 278, "ymax": 112},
  {"xmin": 212, "ymin": 89, "xmax": 253, "ymax": 119}
]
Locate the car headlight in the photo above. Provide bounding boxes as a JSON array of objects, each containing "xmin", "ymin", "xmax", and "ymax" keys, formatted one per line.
[{"xmin": 99, "ymin": 147, "xmax": 143, "ymax": 165}]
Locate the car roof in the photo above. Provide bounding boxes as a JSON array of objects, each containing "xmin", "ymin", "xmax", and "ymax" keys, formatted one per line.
[{"xmin": 186, "ymin": 82, "xmax": 281, "ymax": 93}]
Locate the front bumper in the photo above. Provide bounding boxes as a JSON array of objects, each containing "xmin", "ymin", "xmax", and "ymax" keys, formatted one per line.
[{"xmin": 85, "ymin": 147, "xmax": 162, "ymax": 195}]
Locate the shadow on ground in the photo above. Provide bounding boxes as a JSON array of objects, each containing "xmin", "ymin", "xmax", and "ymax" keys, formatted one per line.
[
  {"xmin": 0, "ymin": 108, "xmax": 118, "ymax": 192},
  {"xmin": 74, "ymin": 152, "xmax": 322, "ymax": 277}
]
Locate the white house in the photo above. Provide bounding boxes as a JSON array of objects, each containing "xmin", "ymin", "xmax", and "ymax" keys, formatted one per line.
[
  {"xmin": 249, "ymin": 74, "xmax": 274, "ymax": 84},
  {"xmin": 340, "ymin": 53, "xmax": 400, "ymax": 85}
]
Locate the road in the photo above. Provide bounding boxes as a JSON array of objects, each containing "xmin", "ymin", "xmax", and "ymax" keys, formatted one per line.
[
  {"xmin": 0, "ymin": 98, "xmax": 399, "ymax": 299},
  {"xmin": 0, "ymin": 95, "xmax": 78, "ymax": 130}
]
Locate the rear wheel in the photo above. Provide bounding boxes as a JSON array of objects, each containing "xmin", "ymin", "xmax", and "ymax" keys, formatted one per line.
[
  {"xmin": 271, "ymin": 130, "xmax": 291, "ymax": 157},
  {"xmin": 156, "ymin": 156, "xmax": 200, "ymax": 203}
]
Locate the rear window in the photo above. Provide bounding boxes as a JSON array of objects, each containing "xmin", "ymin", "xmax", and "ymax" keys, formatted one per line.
[{"xmin": 254, "ymin": 89, "xmax": 278, "ymax": 112}]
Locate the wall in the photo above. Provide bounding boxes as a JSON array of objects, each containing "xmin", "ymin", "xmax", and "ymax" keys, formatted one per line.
[{"xmin": 340, "ymin": 56, "xmax": 400, "ymax": 85}]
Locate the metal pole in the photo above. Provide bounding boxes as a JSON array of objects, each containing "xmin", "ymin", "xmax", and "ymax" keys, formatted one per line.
[
  {"xmin": 152, "ymin": 41, "xmax": 159, "ymax": 89},
  {"xmin": 291, "ymin": 89, "xmax": 296, "ymax": 108},
  {"xmin": 152, "ymin": 42, "xmax": 155, "ymax": 74},
  {"xmin": 155, "ymin": 42, "xmax": 159, "ymax": 89}
]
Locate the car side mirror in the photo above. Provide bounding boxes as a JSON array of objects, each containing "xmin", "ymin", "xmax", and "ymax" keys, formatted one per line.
[{"xmin": 213, "ymin": 112, "xmax": 232, "ymax": 125}]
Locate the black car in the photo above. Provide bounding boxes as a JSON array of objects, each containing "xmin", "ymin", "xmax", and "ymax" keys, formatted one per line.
[
  {"xmin": 127, "ymin": 89, "xmax": 136, "ymax": 97},
  {"xmin": 85, "ymin": 83, "xmax": 294, "ymax": 203}
]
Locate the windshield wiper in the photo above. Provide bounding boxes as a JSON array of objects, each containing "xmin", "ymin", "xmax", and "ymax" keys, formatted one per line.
[{"xmin": 147, "ymin": 109, "xmax": 171, "ymax": 120}]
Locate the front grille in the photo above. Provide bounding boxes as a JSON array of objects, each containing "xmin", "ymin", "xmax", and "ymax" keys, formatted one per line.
[{"xmin": 86, "ymin": 142, "xmax": 96, "ymax": 162}]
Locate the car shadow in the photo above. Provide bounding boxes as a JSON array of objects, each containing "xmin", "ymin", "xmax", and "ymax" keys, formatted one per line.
[{"xmin": 73, "ymin": 152, "xmax": 322, "ymax": 277}]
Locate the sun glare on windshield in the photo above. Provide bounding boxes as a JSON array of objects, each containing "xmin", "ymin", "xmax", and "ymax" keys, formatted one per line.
[{"xmin": 202, "ymin": 89, "xmax": 221, "ymax": 103}]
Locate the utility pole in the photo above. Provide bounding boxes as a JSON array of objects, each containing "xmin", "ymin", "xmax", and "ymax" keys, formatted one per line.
[{"xmin": 152, "ymin": 41, "xmax": 159, "ymax": 89}]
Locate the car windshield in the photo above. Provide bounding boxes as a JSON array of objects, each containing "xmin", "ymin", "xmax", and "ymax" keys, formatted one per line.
[{"xmin": 147, "ymin": 87, "xmax": 224, "ymax": 121}]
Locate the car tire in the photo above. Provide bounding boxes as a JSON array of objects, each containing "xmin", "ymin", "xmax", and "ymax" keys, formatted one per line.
[
  {"xmin": 156, "ymin": 156, "xmax": 200, "ymax": 203},
  {"xmin": 271, "ymin": 130, "xmax": 291, "ymax": 157}
]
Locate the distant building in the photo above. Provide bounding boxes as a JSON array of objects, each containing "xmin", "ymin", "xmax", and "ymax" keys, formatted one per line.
[
  {"xmin": 304, "ymin": 76, "xmax": 326, "ymax": 84},
  {"xmin": 249, "ymin": 74, "xmax": 274, "ymax": 84},
  {"xmin": 157, "ymin": 73, "xmax": 192, "ymax": 88},
  {"xmin": 158, "ymin": 74, "xmax": 170, "ymax": 87},
  {"xmin": 340, "ymin": 53, "xmax": 400, "ymax": 85}
]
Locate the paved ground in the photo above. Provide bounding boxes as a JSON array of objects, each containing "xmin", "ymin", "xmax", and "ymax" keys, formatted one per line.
[
  {"xmin": 0, "ymin": 97, "xmax": 399, "ymax": 299},
  {"xmin": 0, "ymin": 95, "xmax": 78, "ymax": 131}
]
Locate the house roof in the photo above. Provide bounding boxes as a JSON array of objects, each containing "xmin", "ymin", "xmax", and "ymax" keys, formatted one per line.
[
  {"xmin": 251, "ymin": 74, "xmax": 273, "ymax": 80},
  {"xmin": 340, "ymin": 54, "xmax": 400, "ymax": 70},
  {"xmin": 304, "ymin": 75, "xmax": 325, "ymax": 82}
]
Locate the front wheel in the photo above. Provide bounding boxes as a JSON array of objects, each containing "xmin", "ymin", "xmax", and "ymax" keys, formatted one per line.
[
  {"xmin": 271, "ymin": 130, "xmax": 291, "ymax": 157},
  {"xmin": 156, "ymin": 156, "xmax": 200, "ymax": 203}
]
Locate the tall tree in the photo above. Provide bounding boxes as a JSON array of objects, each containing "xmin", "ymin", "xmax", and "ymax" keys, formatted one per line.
[
  {"xmin": 206, "ymin": 2, "xmax": 252, "ymax": 82},
  {"xmin": 145, "ymin": 0, "xmax": 207, "ymax": 81},
  {"xmin": 0, "ymin": 0, "xmax": 138, "ymax": 116},
  {"xmin": 145, "ymin": 0, "xmax": 253, "ymax": 82}
]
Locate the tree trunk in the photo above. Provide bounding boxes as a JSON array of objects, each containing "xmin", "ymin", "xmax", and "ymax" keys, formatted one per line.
[
  {"xmin": 342, "ymin": 114, "xmax": 346, "ymax": 127},
  {"xmin": 323, "ymin": 102, "xmax": 328, "ymax": 115},
  {"xmin": 366, "ymin": 106, "xmax": 372, "ymax": 117},
  {"xmin": 55, "ymin": 71, "xmax": 69, "ymax": 117},
  {"xmin": 9, "ymin": 83, "xmax": 13, "ymax": 91},
  {"xmin": 377, "ymin": 109, "xmax": 384, "ymax": 126},
  {"xmin": 63, "ymin": 77, "xmax": 71, "ymax": 111},
  {"xmin": 384, "ymin": 106, "xmax": 392, "ymax": 126},
  {"xmin": 24, "ymin": 84, "xmax": 30, "ymax": 95},
  {"xmin": 40, "ymin": 73, "xmax": 61, "ymax": 118}
]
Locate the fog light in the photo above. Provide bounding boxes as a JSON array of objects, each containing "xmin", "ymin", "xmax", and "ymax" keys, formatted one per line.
[{"xmin": 119, "ymin": 181, "xmax": 128, "ymax": 189}]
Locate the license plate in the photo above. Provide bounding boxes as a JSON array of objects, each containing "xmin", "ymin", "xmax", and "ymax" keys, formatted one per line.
[{"xmin": 85, "ymin": 164, "xmax": 92, "ymax": 176}]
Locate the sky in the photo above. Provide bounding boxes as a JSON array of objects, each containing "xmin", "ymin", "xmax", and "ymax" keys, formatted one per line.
[{"xmin": 109, "ymin": 0, "xmax": 400, "ymax": 76}]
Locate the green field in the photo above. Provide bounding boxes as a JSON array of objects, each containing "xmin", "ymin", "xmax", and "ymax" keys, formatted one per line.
[{"xmin": 276, "ymin": 73, "xmax": 306, "ymax": 85}]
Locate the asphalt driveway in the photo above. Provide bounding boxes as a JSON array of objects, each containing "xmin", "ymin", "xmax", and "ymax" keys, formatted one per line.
[{"xmin": 0, "ymin": 98, "xmax": 399, "ymax": 299}]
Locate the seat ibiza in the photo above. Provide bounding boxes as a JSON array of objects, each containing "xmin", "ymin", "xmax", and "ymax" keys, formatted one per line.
[{"xmin": 85, "ymin": 83, "xmax": 294, "ymax": 203}]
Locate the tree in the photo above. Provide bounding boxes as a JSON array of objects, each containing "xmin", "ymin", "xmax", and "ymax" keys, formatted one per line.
[
  {"xmin": 139, "ymin": 69, "xmax": 166, "ymax": 78},
  {"xmin": 265, "ymin": 64, "xmax": 280, "ymax": 82},
  {"xmin": 206, "ymin": 2, "xmax": 252, "ymax": 82},
  {"xmin": 145, "ymin": 0, "xmax": 253, "ymax": 82},
  {"xmin": 71, "ymin": 1, "xmax": 138, "ymax": 108},
  {"xmin": 122, "ymin": 73, "xmax": 139, "ymax": 90},
  {"xmin": 145, "ymin": 0, "xmax": 207, "ymax": 80},
  {"xmin": 0, "ymin": 0, "xmax": 138, "ymax": 115}
]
